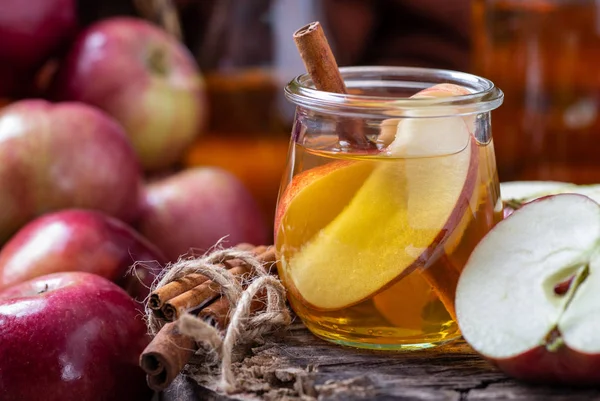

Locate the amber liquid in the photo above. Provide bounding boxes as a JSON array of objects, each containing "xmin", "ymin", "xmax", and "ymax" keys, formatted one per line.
[
  {"xmin": 275, "ymin": 138, "xmax": 502, "ymax": 349},
  {"xmin": 473, "ymin": 0, "xmax": 600, "ymax": 183},
  {"xmin": 184, "ymin": 68, "xmax": 290, "ymax": 230}
]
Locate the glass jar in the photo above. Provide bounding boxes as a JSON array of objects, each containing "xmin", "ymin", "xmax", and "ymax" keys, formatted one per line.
[
  {"xmin": 275, "ymin": 66, "xmax": 504, "ymax": 350},
  {"xmin": 472, "ymin": 0, "xmax": 600, "ymax": 183}
]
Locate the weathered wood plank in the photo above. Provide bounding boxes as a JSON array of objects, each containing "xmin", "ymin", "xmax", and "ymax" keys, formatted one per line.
[{"xmin": 159, "ymin": 324, "xmax": 600, "ymax": 400}]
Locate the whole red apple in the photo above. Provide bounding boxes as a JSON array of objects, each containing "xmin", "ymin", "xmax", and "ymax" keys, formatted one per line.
[
  {"xmin": 0, "ymin": 272, "xmax": 151, "ymax": 401},
  {"xmin": 0, "ymin": 100, "xmax": 142, "ymax": 244},
  {"xmin": 138, "ymin": 167, "xmax": 268, "ymax": 261},
  {"xmin": 0, "ymin": 0, "xmax": 78, "ymax": 97},
  {"xmin": 52, "ymin": 16, "xmax": 206, "ymax": 171},
  {"xmin": 0, "ymin": 209, "xmax": 166, "ymax": 302}
]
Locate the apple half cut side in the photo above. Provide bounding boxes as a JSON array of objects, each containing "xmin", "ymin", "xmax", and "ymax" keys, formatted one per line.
[
  {"xmin": 456, "ymin": 194, "xmax": 600, "ymax": 385},
  {"xmin": 284, "ymin": 84, "xmax": 479, "ymax": 311},
  {"xmin": 500, "ymin": 181, "xmax": 576, "ymax": 203},
  {"xmin": 501, "ymin": 181, "xmax": 600, "ymax": 218}
]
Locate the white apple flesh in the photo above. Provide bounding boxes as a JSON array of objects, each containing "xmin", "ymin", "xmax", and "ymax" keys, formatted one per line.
[
  {"xmin": 456, "ymin": 194, "xmax": 600, "ymax": 385},
  {"xmin": 500, "ymin": 181, "xmax": 576, "ymax": 203},
  {"xmin": 501, "ymin": 181, "xmax": 600, "ymax": 218}
]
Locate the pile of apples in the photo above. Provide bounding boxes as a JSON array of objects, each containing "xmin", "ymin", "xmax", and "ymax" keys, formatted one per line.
[{"xmin": 0, "ymin": 3, "xmax": 268, "ymax": 401}]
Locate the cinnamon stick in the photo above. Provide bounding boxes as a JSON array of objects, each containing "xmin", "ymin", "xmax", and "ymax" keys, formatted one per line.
[
  {"xmin": 141, "ymin": 293, "xmax": 268, "ymax": 391},
  {"xmin": 293, "ymin": 22, "xmax": 374, "ymax": 150},
  {"xmin": 198, "ymin": 289, "xmax": 267, "ymax": 330},
  {"xmin": 140, "ymin": 321, "xmax": 197, "ymax": 392},
  {"xmin": 293, "ymin": 22, "xmax": 346, "ymax": 95},
  {"xmin": 148, "ymin": 243, "xmax": 257, "ymax": 311},
  {"xmin": 141, "ymin": 242, "xmax": 275, "ymax": 392},
  {"xmin": 162, "ymin": 264, "xmax": 252, "ymax": 321},
  {"xmin": 160, "ymin": 247, "xmax": 277, "ymax": 321}
]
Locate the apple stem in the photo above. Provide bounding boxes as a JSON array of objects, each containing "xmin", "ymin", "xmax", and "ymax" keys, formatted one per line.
[
  {"xmin": 545, "ymin": 328, "xmax": 565, "ymax": 352},
  {"xmin": 37, "ymin": 283, "xmax": 49, "ymax": 294},
  {"xmin": 147, "ymin": 47, "xmax": 168, "ymax": 76},
  {"xmin": 503, "ymin": 199, "xmax": 525, "ymax": 211}
]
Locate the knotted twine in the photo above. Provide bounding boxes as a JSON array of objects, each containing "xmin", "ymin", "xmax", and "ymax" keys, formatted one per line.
[{"xmin": 145, "ymin": 245, "xmax": 292, "ymax": 393}]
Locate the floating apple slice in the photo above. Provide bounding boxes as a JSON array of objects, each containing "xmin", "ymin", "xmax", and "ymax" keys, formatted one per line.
[
  {"xmin": 372, "ymin": 269, "xmax": 436, "ymax": 330},
  {"xmin": 274, "ymin": 161, "xmax": 375, "ymax": 244},
  {"xmin": 282, "ymin": 84, "xmax": 478, "ymax": 310},
  {"xmin": 456, "ymin": 194, "xmax": 600, "ymax": 385}
]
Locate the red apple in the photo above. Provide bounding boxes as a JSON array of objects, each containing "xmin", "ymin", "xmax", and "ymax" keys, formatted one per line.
[
  {"xmin": 456, "ymin": 194, "xmax": 600, "ymax": 385},
  {"xmin": 138, "ymin": 167, "xmax": 268, "ymax": 261},
  {"xmin": 0, "ymin": 272, "xmax": 151, "ymax": 401},
  {"xmin": 0, "ymin": 99, "xmax": 142, "ymax": 243},
  {"xmin": 0, "ymin": 209, "xmax": 166, "ymax": 302},
  {"xmin": 52, "ymin": 16, "xmax": 206, "ymax": 171},
  {"xmin": 0, "ymin": 0, "xmax": 78, "ymax": 97}
]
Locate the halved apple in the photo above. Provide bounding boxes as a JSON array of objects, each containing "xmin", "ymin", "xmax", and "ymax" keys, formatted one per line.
[
  {"xmin": 456, "ymin": 194, "xmax": 600, "ymax": 385},
  {"xmin": 500, "ymin": 181, "xmax": 576, "ymax": 202},
  {"xmin": 501, "ymin": 181, "xmax": 600, "ymax": 217},
  {"xmin": 278, "ymin": 84, "xmax": 479, "ymax": 311}
]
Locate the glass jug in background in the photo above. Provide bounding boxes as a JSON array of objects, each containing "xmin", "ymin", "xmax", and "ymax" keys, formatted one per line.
[
  {"xmin": 182, "ymin": 0, "xmax": 322, "ymax": 231},
  {"xmin": 472, "ymin": 0, "xmax": 600, "ymax": 183}
]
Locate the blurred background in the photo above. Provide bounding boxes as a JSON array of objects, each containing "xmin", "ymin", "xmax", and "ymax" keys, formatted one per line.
[{"xmin": 4, "ymin": 0, "xmax": 600, "ymax": 230}]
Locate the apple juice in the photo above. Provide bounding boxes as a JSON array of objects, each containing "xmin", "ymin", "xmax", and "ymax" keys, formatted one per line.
[{"xmin": 275, "ymin": 138, "xmax": 502, "ymax": 349}]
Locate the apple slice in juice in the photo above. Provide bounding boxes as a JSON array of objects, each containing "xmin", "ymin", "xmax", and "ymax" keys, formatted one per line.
[{"xmin": 278, "ymin": 84, "xmax": 478, "ymax": 311}]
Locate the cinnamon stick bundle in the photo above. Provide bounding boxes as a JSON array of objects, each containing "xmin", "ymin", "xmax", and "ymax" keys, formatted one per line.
[
  {"xmin": 140, "ymin": 244, "xmax": 278, "ymax": 391},
  {"xmin": 156, "ymin": 246, "xmax": 275, "ymax": 321},
  {"xmin": 141, "ymin": 294, "xmax": 267, "ymax": 392},
  {"xmin": 162, "ymin": 264, "xmax": 251, "ymax": 321},
  {"xmin": 148, "ymin": 243, "xmax": 258, "ymax": 312}
]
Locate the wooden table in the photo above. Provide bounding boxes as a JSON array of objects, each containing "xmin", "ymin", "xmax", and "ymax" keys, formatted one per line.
[{"xmin": 158, "ymin": 324, "xmax": 600, "ymax": 400}]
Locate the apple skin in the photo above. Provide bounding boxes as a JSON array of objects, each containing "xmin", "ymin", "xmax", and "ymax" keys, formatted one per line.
[
  {"xmin": 0, "ymin": 0, "xmax": 78, "ymax": 97},
  {"xmin": 0, "ymin": 209, "xmax": 167, "ymax": 302},
  {"xmin": 274, "ymin": 160, "xmax": 354, "ymax": 241},
  {"xmin": 456, "ymin": 194, "xmax": 600, "ymax": 386},
  {"xmin": 490, "ymin": 345, "xmax": 600, "ymax": 386},
  {"xmin": 0, "ymin": 272, "xmax": 152, "ymax": 401},
  {"xmin": 51, "ymin": 16, "xmax": 206, "ymax": 171},
  {"xmin": 137, "ymin": 167, "xmax": 269, "ymax": 261},
  {"xmin": 0, "ymin": 100, "xmax": 143, "ymax": 244}
]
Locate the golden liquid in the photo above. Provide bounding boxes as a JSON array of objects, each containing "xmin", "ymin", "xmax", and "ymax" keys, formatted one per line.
[
  {"xmin": 275, "ymin": 139, "xmax": 502, "ymax": 349},
  {"xmin": 472, "ymin": 0, "xmax": 600, "ymax": 183}
]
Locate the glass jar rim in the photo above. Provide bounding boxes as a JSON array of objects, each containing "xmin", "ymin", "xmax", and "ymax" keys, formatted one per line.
[{"xmin": 284, "ymin": 66, "xmax": 504, "ymax": 118}]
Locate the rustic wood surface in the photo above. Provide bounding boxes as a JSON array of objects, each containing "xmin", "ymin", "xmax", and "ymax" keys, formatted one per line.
[{"xmin": 158, "ymin": 323, "xmax": 600, "ymax": 401}]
